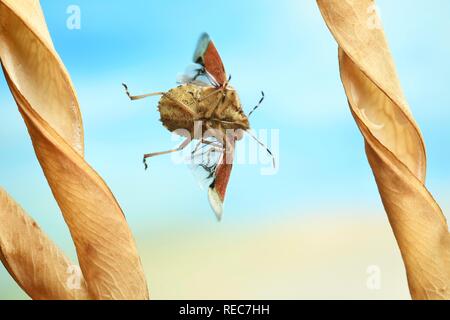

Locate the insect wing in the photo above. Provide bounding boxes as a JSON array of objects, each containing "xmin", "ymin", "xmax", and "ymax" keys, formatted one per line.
[
  {"xmin": 193, "ymin": 33, "xmax": 227, "ymax": 87},
  {"xmin": 189, "ymin": 138, "xmax": 235, "ymax": 221},
  {"xmin": 176, "ymin": 64, "xmax": 211, "ymax": 86},
  {"xmin": 190, "ymin": 141, "xmax": 220, "ymax": 186},
  {"xmin": 207, "ymin": 139, "xmax": 235, "ymax": 221}
]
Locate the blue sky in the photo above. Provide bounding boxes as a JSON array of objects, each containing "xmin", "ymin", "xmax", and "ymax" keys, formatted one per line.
[{"xmin": 1, "ymin": 0, "xmax": 450, "ymax": 259}]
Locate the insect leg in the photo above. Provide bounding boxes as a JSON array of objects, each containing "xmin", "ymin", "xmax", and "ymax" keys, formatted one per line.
[
  {"xmin": 246, "ymin": 130, "xmax": 275, "ymax": 168},
  {"xmin": 200, "ymin": 139, "xmax": 223, "ymax": 148},
  {"xmin": 191, "ymin": 140, "xmax": 203, "ymax": 155},
  {"xmin": 122, "ymin": 83, "xmax": 164, "ymax": 101},
  {"xmin": 143, "ymin": 137, "xmax": 191, "ymax": 170},
  {"xmin": 191, "ymin": 139, "xmax": 222, "ymax": 155},
  {"xmin": 248, "ymin": 91, "xmax": 265, "ymax": 117},
  {"xmin": 199, "ymin": 88, "xmax": 222, "ymax": 102},
  {"xmin": 124, "ymin": 87, "xmax": 195, "ymax": 116}
]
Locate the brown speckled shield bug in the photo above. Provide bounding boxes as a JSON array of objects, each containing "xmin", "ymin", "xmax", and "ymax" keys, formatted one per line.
[{"xmin": 123, "ymin": 33, "xmax": 274, "ymax": 221}]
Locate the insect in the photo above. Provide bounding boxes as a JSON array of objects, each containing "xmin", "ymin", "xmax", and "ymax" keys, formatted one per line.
[{"xmin": 123, "ymin": 33, "xmax": 274, "ymax": 221}]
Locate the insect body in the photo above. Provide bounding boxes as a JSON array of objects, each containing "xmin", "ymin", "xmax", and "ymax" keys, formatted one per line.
[
  {"xmin": 123, "ymin": 33, "xmax": 273, "ymax": 221},
  {"xmin": 157, "ymin": 84, "xmax": 249, "ymax": 138}
]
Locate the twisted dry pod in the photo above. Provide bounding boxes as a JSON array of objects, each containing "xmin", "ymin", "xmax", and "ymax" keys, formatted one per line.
[
  {"xmin": 0, "ymin": 0, "xmax": 148, "ymax": 300},
  {"xmin": 317, "ymin": 0, "xmax": 450, "ymax": 300}
]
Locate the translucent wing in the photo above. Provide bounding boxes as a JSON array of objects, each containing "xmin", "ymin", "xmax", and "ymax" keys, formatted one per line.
[
  {"xmin": 189, "ymin": 137, "xmax": 235, "ymax": 220},
  {"xmin": 189, "ymin": 137, "xmax": 223, "ymax": 191},
  {"xmin": 176, "ymin": 64, "xmax": 212, "ymax": 87},
  {"xmin": 193, "ymin": 33, "xmax": 227, "ymax": 87}
]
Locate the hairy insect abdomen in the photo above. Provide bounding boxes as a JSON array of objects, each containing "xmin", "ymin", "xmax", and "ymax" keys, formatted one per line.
[
  {"xmin": 158, "ymin": 84, "xmax": 250, "ymax": 139},
  {"xmin": 158, "ymin": 85, "xmax": 199, "ymax": 136}
]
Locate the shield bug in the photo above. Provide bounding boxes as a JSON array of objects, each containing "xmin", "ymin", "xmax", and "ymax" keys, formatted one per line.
[{"xmin": 123, "ymin": 33, "xmax": 274, "ymax": 221}]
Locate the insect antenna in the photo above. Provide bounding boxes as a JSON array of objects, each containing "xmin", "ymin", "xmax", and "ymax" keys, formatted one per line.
[
  {"xmin": 221, "ymin": 74, "xmax": 232, "ymax": 89},
  {"xmin": 122, "ymin": 83, "xmax": 164, "ymax": 101},
  {"xmin": 248, "ymin": 91, "xmax": 265, "ymax": 117},
  {"xmin": 245, "ymin": 129, "xmax": 275, "ymax": 168}
]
